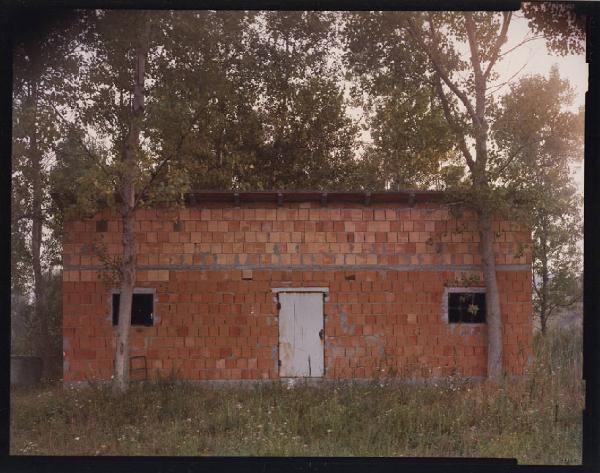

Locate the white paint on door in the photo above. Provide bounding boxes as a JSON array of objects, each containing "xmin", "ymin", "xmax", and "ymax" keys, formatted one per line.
[{"xmin": 278, "ymin": 292, "xmax": 324, "ymax": 377}]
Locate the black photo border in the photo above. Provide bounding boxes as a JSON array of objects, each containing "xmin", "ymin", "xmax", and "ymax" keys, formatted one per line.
[{"xmin": 0, "ymin": 1, "xmax": 598, "ymax": 472}]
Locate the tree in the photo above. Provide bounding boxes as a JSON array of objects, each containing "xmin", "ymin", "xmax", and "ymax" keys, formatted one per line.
[
  {"xmin": 142, "ymin": 11, "xmax": 259, "ymax": 193},
  {"xmin": 150, "ymin": 11, "xmax": 360, "ymax": 192},
  {"xmin": 532, "ymin": 184, "xmax": 582, "ymax": 334},
  {"xmin": 242, "ymin": 12, "xmax": 359, "ymax": 190},
  {"xmin": 491, "ymin": 69, "xmax": 584, "ymax": 334},
  {"xmin": 343, "ymin": 12, "xmax": 457, "ymax": 191},
  {"xmin": 343, "ymin": 11, "xmax": 581, "ymax": 380},
  {"xmin": 50, "ymin": 10, "xmax": 177, "ymax": 393},
  {"xmin": 11, "ymin": 9, "xmax": 82, "ymax": 377}
]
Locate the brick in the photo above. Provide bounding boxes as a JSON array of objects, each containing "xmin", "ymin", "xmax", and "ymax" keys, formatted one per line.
[{"xmin": 64, "ymin": 201, "xmax": 532, "ymax": 381}]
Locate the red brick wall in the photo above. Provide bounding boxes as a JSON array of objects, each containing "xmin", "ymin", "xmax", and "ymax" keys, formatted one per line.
[{"xmin": 62, "ymin": 201, "xmax": 533, "ymax": 382}]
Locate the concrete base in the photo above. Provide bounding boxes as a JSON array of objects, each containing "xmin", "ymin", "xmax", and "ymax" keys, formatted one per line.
[{"xmin": 63, "ymin": 376, "xmax": 489, "ymax": 390}]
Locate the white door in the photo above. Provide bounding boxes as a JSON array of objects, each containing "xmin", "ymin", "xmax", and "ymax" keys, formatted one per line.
[{"xmin": 278, "ymin": 292, "xmax": 324, "ymax": 377}]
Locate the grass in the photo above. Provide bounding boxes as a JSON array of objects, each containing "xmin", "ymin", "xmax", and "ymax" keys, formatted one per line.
[{"xmin": 10, "ymin": 326, "xmax": 583, "ymax": 463}]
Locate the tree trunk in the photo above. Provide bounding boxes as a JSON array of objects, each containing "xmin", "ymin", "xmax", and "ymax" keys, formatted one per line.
[
  {"xmin": 540, "ymin": 310, "xmax": 547, "ymax": 335},
  {"xmin": 113, "ymin": 201, "xmax": 135, "ymax": 394},
  {"xmin": 478, "ymin": 209, "xmax": 503, "ymax": 380},
  {"xmin": 539, "ymin": 220, "xmax": 549, "ymax": 335},
  {"xmin": 29, "ymin": 83, "xmax": 49, "ymax": 377},
  {"xmin": 113, "ymin": 15, "xmax": 150, "ymax": 394}
]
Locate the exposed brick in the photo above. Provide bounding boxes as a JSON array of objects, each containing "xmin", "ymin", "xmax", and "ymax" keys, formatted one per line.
[{"xmin": 63, "ymin": 202, "xmax": 532, "ymax": 382}]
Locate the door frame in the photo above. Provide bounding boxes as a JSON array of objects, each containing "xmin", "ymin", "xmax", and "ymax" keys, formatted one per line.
[{"xmin": 272, "ymin": 287, "xmax": 329, "ymax": 378}]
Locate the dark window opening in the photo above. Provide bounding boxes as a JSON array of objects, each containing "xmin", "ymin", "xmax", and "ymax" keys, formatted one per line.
[
  {"xmin": 448, "ymin": 292, "xmax": 486, "ymax": 324},
  {"xmin": 112, "ymin": 293, "xmax": 154, "ymax": 326}
]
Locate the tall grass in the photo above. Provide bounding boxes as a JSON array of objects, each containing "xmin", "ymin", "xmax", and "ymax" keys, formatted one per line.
[{"xmin": 11, "ymin": 326, "xmax": 583, "ymax": 463}]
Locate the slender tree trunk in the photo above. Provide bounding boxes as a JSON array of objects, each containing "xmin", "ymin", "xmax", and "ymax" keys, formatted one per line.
[
  {"xmin": 113, "ymin": 199, "xmax": 135, "ymax": 394},
  {"xmin": 478, "ymin": 209, "xmax": 503, "ymax": 380},
  {"xmin": 539, "ymin": 220, "xmax": 549, "ymax": 335},
  {"xmin": 540, "ymin": 270, "xmax": 549, "ymax": 335},
  {"xmin": 540, "ymin": 308, "xmax": 547, "ymax": 335},
  {"xmin": 29, "ymin": 83, "xmax": 49, "ymax": 377},
  {"xmin": 472, "ymin": 125, "xmax": 504, "ymax": 381},
  {"xmin": 113, "ymin": 15, "xmax": 150, "ymax": 394}
]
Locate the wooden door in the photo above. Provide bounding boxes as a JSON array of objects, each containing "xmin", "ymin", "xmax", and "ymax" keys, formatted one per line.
[{"xmin": 278, "ymin": 292, "xmax": 324, "ymax": 377}]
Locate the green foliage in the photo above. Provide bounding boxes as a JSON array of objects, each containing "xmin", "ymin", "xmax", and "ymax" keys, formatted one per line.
[
  {"xmin": 343, "ymin": 12, "xmax": 456, "ymax": 190},
  {"xmin": 146, "ymin": 11, "xmax": 360, "ymax": 192},
  {"xmin": 521, "ymin": 2, "xmax": 585, "ymax": 56},
  {"xmin": 11, "ymin": 10, "xmax": 85, "ymax": 368},
  {"xmin": 491, "ymin": 69, "xmax": 583, "ymax": 330},
  {"xmin": 12, "ymin": 271, "xmax": 62, "ymax": 367},
  {"xmin": 241, "ymin": 12, "xmax": 359, "ymax": 190},
  {"xmin": 49, "ymin": 11, "xmax": 362, "ymax": 213},
  {"xmin": 11, "ymin": 291, "xmax": 35, "ymax": 355},
  {"xmin": 12, "ymin": 10, "xmax": 87, "ymax": 265},
  {"xmin": 341, "ymin": 11, "xmax": 583, "ymax": 213}
]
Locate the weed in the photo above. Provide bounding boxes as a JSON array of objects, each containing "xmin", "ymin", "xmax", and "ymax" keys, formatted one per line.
[{"xmin": 10, "ymin": 326, "xmax": 582, "ymax": 463}]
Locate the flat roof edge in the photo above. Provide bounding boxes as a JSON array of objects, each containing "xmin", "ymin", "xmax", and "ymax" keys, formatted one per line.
[
  {"xmin": 184, "ymin": 190, "xmax": 446, "ymax": 205},
  {"xmin": 52, "ymin": 190, "xmax": 448, "ymax": 209}
]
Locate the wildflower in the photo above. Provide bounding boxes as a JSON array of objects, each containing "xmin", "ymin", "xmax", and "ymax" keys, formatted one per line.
[{"xmin": 326, "ymin": 429, "xmax": 332, "ymax": 434}]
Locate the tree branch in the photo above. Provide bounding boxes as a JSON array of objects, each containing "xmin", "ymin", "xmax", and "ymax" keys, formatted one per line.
[
  {"xmin": 483, "ymin": 11, "xmax": 512, "ymax": 81},
  {"xmin": 498, "ymin": 34, "xmax": 545, "ymax": 59},
  {"xmin": 485, "ymin": 59, "xmax": 529, "ymax": 98},
  {"xmin": 557, "ymin": 292, "xmax": 583, "ymax": 308},
  {"xmin": 405, "ymin": 15, "xmax": 478, "ymax": 125},
  {"xmin": 491, "ymin": 137, "xmax": 542, "ymax": 178},
  {"xmin": 545, "ymin": 291, "xmax": 582, "ymax": 321},
  {"xmin": 532, "ymin": 273, "xmax": 541, "ymax": 298},
  {"xmin": 464, "ymin": 13, "xmax": 484, "ymax": 87},
  {"xmin": 433, "ymin": 74, "xmax": 475, "ymax": 171}
]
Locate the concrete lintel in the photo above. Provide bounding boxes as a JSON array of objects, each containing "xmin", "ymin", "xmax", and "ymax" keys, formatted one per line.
[
  {"xmin": 65, "ymin": 263, "xmax": 531, "ymax": 272},
  {"xmin": 272, "ymin": 287, "xmax": 330, "ymax": 303}
]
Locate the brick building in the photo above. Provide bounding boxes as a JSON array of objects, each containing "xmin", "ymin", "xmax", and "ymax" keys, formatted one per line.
[{"xmin": 62, "ymin": 191, "xmax": 533, "ymax": 383}]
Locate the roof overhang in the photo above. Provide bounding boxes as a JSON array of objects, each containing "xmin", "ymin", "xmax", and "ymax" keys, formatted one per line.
[{"xmin": 184, "ymin": 190, "xmax": 445, "ymax": 206}]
